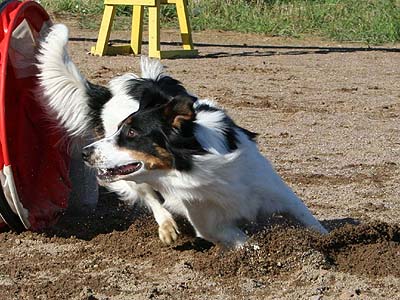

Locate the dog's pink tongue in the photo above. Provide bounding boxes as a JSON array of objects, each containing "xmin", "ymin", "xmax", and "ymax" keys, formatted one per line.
[{"xmin": 116, "ymin": 162, "xmax": 141, "ymax": 175}]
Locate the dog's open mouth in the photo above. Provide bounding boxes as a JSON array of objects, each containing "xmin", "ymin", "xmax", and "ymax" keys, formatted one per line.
[{"xmin": 97, "ymin": 162, "xmax": 143, "ymax": 180}]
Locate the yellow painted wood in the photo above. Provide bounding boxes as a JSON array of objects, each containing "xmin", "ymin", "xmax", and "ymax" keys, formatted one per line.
[
  {"xmin": 91, "ymin": 5, "xmax": 116, "ymax": 56},
  {"xmin": 175, "ymin": 0, "xmax": 194, "ymax": 50},
  {"xmin": 131, "ymin": 5, "xmax": 144, "ymax": 54},
  {"xmin": 148, "ymin": 3, "xmax": 161, "ymax": 58},
  {"xmin": 94, "ymin": 0, "xmax": 198, "ymax": 58},
  {"xmin": 105, "ymin": 0, "xmax": 156, "ymax": 5},
  {"xmin": 150, "ymin": 50, "xmax": 162, "ymax": 59}
]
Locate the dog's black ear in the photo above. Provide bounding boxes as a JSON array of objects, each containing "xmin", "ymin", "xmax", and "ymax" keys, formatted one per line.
[{"xmin": 163, "ymin": 95, "xmax": 195, "ymax": 128}]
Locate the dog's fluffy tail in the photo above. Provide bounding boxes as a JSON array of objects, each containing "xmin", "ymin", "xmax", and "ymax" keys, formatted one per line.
[
  {"xmin": 37, "ymin": 24, "xmax": 109, "ymax": 138},
  {"xmin": 140, "ymin": 55, "xmax": 165, "ymax": 80}
]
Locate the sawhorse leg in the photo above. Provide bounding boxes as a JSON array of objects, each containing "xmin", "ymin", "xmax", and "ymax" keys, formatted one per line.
[
  {"xmin": 148, "ymin": 4, "xmax": 161, "ymax": 58},
  {"xmin": 175, "ymin": 0, "xmax": 195, "ymax": 50},
  {"xmin": 91, "ymin": 5, "xmax": 116, "ymax": 56},
  {"xmin": 131, "ymin": 5, "xmax": 144, "ymax": 55}
]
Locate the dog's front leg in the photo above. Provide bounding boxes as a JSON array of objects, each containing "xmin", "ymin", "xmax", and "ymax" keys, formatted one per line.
[
  {"xmin": 135, "ymin": 184, "xmax": 179, "ymax": 245},
  {"xmin": 105, "ymin": 181, "xmax": 179, "ymax": 245}
]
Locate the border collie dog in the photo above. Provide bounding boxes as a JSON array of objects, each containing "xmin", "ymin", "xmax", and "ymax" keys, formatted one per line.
[{"xmin": 38, "ymin": 24, "xmax": 327, "ymax": 248}]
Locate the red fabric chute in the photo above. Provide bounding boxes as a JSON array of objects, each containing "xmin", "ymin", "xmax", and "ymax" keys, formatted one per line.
[{"xmin": 0, "ymin": 0, "xmax": 72, "ymax": 231}]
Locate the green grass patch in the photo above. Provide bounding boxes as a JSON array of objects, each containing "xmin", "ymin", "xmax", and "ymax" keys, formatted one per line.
[
  {"xmin": 40, "ymin": 0, "xmax": 400, "ymax": 44},
  {"xmin": 189, "ymin": 0, "xmax": 400, "ymax": 44}
]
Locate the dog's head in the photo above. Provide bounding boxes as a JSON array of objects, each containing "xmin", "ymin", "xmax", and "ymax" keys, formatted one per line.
[
  {"xmin": 82, "ymin": 93, "xmax": 202, "ymax": 183},
  {"xmin": 93, "ymin": 57, "xmax": 193, "ymax": 139}
]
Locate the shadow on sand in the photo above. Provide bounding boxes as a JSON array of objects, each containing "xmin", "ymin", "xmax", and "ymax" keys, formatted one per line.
[{"xmin": 70, "ymin": 37, "xmax": 400, "ymax": 59}]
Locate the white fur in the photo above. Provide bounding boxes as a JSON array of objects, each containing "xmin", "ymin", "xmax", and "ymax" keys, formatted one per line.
[
  {"xmin": 194, "ymin": 108, "xmax": 232, "ymax": 154},
  {"xmin": 37, "ymin": 25, "xmax": 165, "ymax": 138},
  {"xmin": 87, "ymin": 102, "xmax": 328, "ymax": 248},
  {"xmin": 37, "ymin": 24, "xmax": 91, "ymax": 137},
  {"xmin": 39, "ymin": 24, "xmax": 327, "ymax": 248},
  {"xmin": 103, "ymin": 74, "xmax": 140, "ymax": 136},
  {"xmin": 140, "ymin": 55, "xmax": 165, "ymax": 80},
  {"xmin": 37, "ymin": 24, "xmax": 179, "ymax": 244},
  {"xmin": 99, "ymin": 53, "xmax": 166, "ymax": 136},
  {"xmin": 105, "ymin": 180, "xmax": 178, "ymax": 244},
  {"xmin": 154, "ymin": 133, "xmax": 328, "ymax": 247},
  {"xmin": 85, "ymin": 129, "xmax": 136, "ymax": 168}
]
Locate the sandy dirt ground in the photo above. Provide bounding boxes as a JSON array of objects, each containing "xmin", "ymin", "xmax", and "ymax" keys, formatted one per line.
[{"xmin": 1, "ymin": 18, "xmax": 400, "ymax": 299}]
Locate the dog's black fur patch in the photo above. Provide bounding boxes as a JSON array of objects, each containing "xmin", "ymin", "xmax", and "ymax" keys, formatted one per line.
[
  {"xmin": 86, "ymin": 82, "xmax": 112, "ymax": 137},
  {"xmin": 127, "ymin": 76, "xmax": 196, "ymax": 111}
]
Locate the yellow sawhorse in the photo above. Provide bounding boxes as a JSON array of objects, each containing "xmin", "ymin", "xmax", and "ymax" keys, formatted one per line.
[{"xmin": 91, "ymin": 0, "xmax": 198, "ymax": 59}]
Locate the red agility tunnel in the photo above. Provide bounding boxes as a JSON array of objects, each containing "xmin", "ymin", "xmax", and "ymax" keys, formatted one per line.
[{"xmin": 0, "ymin": 0, "xmax": 77, "ymax": 231}]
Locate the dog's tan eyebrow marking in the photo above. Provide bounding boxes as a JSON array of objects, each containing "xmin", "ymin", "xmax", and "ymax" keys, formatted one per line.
[
  {"xmin": 121, "ymin": 145, "xmax": 173, "ymax": 170},
  {"xmin": 94, "ymin": 125, "xmax": 105, "ymax": 139},
  {"xmin": 116, "ymin": 115, "xmax": 135, "ymax": 130},
  {"xmin": 124, "ymin": 116, "xmax": 134, "ymax": 125}
]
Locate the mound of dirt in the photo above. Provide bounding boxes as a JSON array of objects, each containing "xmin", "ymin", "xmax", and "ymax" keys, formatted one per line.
[
  {"xmin": 316, "ymin": 222, "xmax": 400, "ymax": 277},
  {"xmin": 186, "ymin": 221, "xmax": 400, "ymax": 280}
]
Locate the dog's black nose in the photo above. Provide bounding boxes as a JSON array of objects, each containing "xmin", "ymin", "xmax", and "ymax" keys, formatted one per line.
[{"xmin": 82, "ymin": 147, "xmax": 93, "ymax": 162}]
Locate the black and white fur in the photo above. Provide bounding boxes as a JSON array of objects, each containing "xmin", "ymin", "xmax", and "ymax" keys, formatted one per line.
[
  {"xmin": 37, "ymin": 24, "xmax": 182, "ymax": 244},
  {"xmin": 37, "ymin": 24, "xmax": 327, "ymax": 248}
]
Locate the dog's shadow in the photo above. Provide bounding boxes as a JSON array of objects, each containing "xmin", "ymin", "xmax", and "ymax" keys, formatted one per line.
[
  {"xmin": 320, "ymin": 217, "xmax": 360, "ymax": 231},
  {"xmin": 44, "ymin": 188, "xmax": 199, "ymax": 243},
  {"xmin": 44, "ymin": 187, "xmax": 143, "ymax": 240}
]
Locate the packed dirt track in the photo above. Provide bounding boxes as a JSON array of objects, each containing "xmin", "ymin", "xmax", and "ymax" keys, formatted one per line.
[{"xmin": 1, "ymin": 18, "xmax": 400, "ymax": 299}]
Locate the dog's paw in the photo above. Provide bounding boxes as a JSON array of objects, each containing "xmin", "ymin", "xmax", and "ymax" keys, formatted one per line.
[{"xmin": 158, "ymin": 219, "xmax": 179, "ymax": 245}]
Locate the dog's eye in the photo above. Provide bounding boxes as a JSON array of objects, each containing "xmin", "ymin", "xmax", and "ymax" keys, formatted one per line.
[{"xmin": 127, "ymin": 128, "xmax": 138, "ymax": 138}]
